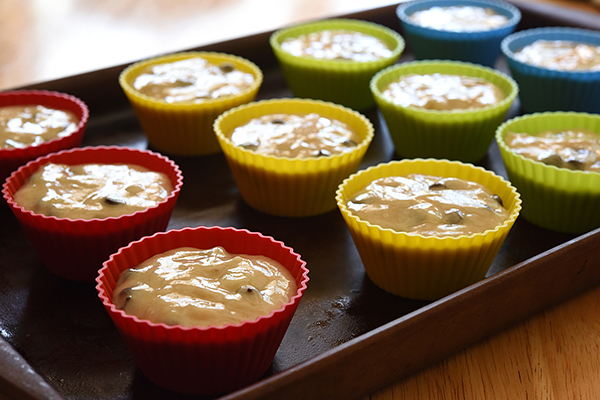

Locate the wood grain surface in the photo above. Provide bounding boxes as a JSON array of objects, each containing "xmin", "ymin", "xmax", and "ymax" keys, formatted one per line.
[{"xmin": 1, "ymin": 1, "xmax": 600, "ymax": 399}]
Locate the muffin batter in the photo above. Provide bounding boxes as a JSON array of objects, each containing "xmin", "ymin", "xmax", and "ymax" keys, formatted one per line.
[
  {"xmin": 14, "ymin": 163, "xmax": 172, "ymax": 219},
  {"xmin": 280, "ymin": 29, "xmax": 393, "ymax": 61},
  {"xmin": 1, "ymin": 105, "xmax": 78, "ymax": 149},
  {"xmin": 112, "ymin": 246, "xmax": 297, "ymax": 328},
  {"xmin": 408, "ymin": 5, "xmax": 510, "ymax": 32},
  {"xmin": 513, "ymin": 40, "xmax": 600, "ymax": 71},
  {"xmin": 133, "ymin": 57, "xmax": 256, "ymax": 103},
  {"xmin": 230, "ymin": 113, "xmax": 361, "ymax": 158},
  {"xmin": 505, "ymin": 128, "xmax": 600, "ymax": 172},
  {"xmin": 347, "ymin": 174, "xmax": 508, "ymax": 236},
  {"xmin": 381, "ymin": 73, "xmax": 505, "ymax": 110}
]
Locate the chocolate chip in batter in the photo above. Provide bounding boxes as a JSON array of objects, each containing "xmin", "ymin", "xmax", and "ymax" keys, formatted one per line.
[
  {"xmin": 566, "ymin": 159, "xmax": 585, "ymax": 170},
  {"xmin": 492, "ymin": 194, "xmax": 503, "ymax": 207},
  {"xmin": 237, "ymin": 285, "xmax": 262, "ymax": 298},
  {"xmin": 121, "ymin": 287, "xmax": 133, "ymax": 300},
  {"xmin": 104, "ymin": 197, "xmax": 126, "ymax": 206},
  {"xmin": 115, "ymin": 287, "xmax": 133, "ymax": 309},
  {"xmin": 314, "ymin": 149, "xmax": 331, "ymax": 157},
  {"xmin": 429, "ymin": 182, "xmax": 447, "ymax": 191},
  {"xmin": 340, "ymin": 138, "xmax": 358, "ymax": 147},
  {"xmin": 539, "ymin": 153, "xmax": 564, "ymax": 168},
  {"xmin": 270, "ymin": 118, "xmax": 286, "ymax": 124},
  {"xmin": 444, "ymin": 209, "xmax": 464, "ymax": 225},
  {"xmin": 238, "ymin": 141, "xmax": 259, "ymax": 151},
  {"xmin": 219, "ymin": 62, "xmax": 236, "ymax": 73}
]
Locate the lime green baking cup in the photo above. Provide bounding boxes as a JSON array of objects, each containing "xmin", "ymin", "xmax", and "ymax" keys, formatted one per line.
[
  {"xmin": 270, "ymin": 19, "xmax": 405, "ymax": 111},
  {"xmin": 119, "ymin": 52, "xmax": 263, "ymax": 156},
  {"xmin": 214, "ymin": 98, "xmax": 374, "ymax": 217},
  {"xmin": 336, "ymin": 159, "xmax": 521, "ymax": 300},
  {"xmin": 371, "ymin": 60, "xmax": 518, "ymax": 162},
  {"xmin": 496, "ymin": 112, "xmax": 600, "ymax": 234}
]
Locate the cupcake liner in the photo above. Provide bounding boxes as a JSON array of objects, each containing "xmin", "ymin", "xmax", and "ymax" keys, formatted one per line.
[
  {"xmin": 496, "ymin": 112, "xmax": 600, "ymax": 234},
  {"xmin": 1, "ymin": 146, "xmax": 183, "ymax": 281},
  {"xmin": 119, "ymin": 52, "xmax": 263, "ymax": 156},
  {"xmin": 370, "ymin": 60, "xmax": 518, "ymax": 162},
  {"xmin": 95, "ymin": 226, "xmax": 309, "ymax": 395},
  {"xmin": 214, "ymin": 98, "xmax": 374, "ymax": 217},
  {"xmin": 0, "ymin": 90, "xmax": 89, "ymax": 183},
  {"xmin": 336, "ymin": 158, "xmax": 521, "ymax": 300},
  {"xmin": 396, "ymin": 0, "xmax": 521, "ymax": 67},
  {"xmin": 270, "ymin": 18, "xmax": 405, "ymax": 111},
  {"xmin": 501, "ymin": 27, "xmax": 600, "ymax": 114}
]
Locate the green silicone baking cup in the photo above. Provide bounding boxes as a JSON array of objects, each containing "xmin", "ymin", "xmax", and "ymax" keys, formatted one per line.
[
  {"xmin": 371, "ymin": 60, "xmax": 518, "ymax": 162},
  {"xmin": 270, "ymin": 18, "xmax": 405, "ymax": 111},
  {"xmin": 496, "ymin": 112, "xmax": 600, "ymax": 234}
]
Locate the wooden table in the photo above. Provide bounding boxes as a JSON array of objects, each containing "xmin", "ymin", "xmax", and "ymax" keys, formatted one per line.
[{"xmin": 1, "ymin": 1, "xmax": 600, "ymax": 399}]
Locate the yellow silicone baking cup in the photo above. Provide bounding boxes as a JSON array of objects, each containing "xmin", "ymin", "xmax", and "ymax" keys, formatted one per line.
[
  {"xmin": 496, "ymin": 112, "xmax": 600, "ymax": 234},
  {"xmin": 371, "ymin": 60, "xmax": 518, "ymax": 162},
  {"xmin": 336, "ymin": 159, "xmax": 521, "ymax": 300},
  {"xmin": 119, "ymin": 52, "xmax": 263, "ymax": 156},
  {"xmin": 214, "ymin": 98, "xmax": 374, "ymax": 217},
  {"xmin": 270, "ymin": 18, "xmax": 405, "ymax": 111}
]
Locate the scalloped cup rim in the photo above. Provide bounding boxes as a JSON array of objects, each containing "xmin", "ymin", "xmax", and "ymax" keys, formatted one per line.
[
  {"xmin": 370, "ymin": 60, "xmax": 519, "ymax": 115},
  {"xmin": 396, "ymin": 0, "xmax": 522, "ymax": 35},
  {"xmin": 335, "ymin": 158, "xmax": 522, "ymax": 241},
  {"xmin": 118, "ymin": 51, "xmax": 264, "ymax": 107},
  {"xmin": 1, "ymin": 145, "xmax": 184, "ymax": 223},
  {"xmin": 495, "ymin": 111, "xmax": 600, "ymax": 177},
  {"xmin": 95, "ymin": 226, "xmax": 310, "ymax": 331},
  {"xmin": 0, "ymin": 90, "xmax": 89, "ymax": 155},
  {"xmin": 213, "ymin": 98, "xmax": 375, "ymax": 163},
  {"xmin": 500, "ymin": 26, "xmax": 600, "ymax": 76},
  {"xmin": 269, "ymin": 18, "xmax": 406, "ymax": 67}
]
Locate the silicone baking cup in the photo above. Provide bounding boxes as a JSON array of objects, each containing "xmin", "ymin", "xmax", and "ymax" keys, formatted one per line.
[
  {"xmin": 270, "ymin": 18, "xmax": 405, "ymax": 111},
  {"xmin": 214, "ymin": 98, "xmax": 374, "ymax": 217},
  {"xmin": 370, "ymin": 60, "xmax": 518, "ymax": 162},
  {"xmin": 0, "ymin": 90, "xmax": 89, "ymax": 183},
  {"xmin": 96, "ymin": 225, "xmax": 309, "ymax": 395},
  {"xmin": 336, "ymin": 158, "xmax": 521, "ymax": 301},
  {"xmin": 397, "ymin": 0, "xmax": 521, "ymax": 67},
  {"xmin": 501, "ymin": 27, "xmax": 600, "ymax": 114},
  {"xmin": 496, "ymin": 112, "xmax": 600, "ymax": 234},
  {"xmin": 2, "ymin": 146, "xmax": 183, "ymax": 281},
  {"xmin": 119, "ymin": 51, "xmax": 263, "ymax": 156}
]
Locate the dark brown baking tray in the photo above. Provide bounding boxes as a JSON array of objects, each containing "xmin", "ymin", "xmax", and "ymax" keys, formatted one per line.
[{"xmin": 1, "ymin": 2, "xmax": 600, "ymax": 399}]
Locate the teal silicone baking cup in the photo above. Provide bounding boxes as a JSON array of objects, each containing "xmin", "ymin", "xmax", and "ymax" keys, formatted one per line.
[
  {"xmin": 501, "ymin": 27, "xmax": 600, "ymax": 114},
  {"xmin": 371, "ymin": 60, "xmax": 518, "ymax": 162},
  {"xmin": 397, "ymin": 0, "xmax": 521, "ymax": 67},
  {"xmin": 270, "ymin": 18, "xmax": 405, "ymax": 111},
  {"xmin": 496, "ymin": 112, "xmax": 600, "ymax": 234}
]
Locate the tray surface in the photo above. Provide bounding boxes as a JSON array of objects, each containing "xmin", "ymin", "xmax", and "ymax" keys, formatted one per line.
[{"xmin": 1, "ymin": 2, "xmax": 600, "ymax": 400}]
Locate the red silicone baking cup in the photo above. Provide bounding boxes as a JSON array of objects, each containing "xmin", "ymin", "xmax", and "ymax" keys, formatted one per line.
[
  {"xmin": 0, "ymin": 90, "xmax": 89, "ymax": 183},
  {"xmin": 2, "ymin": 146, "xmax": 183, "ymax": 281},
  {"xmin": 95, "ymin": 226, "xmax": 309, "ymax": 395}
]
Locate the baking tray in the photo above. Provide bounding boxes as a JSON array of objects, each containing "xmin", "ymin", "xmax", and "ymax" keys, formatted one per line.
[{"xmin": 1, "ymin": 2, "xmax": 600, "ymax": 399}]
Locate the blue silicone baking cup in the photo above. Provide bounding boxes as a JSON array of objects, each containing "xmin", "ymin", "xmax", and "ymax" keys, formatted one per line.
[
  {"xmin": 501, "ymin": 27, "xmax": 600, "ymax": 114},
  {"xmin": 397, "ymin": 0, "xmax": 521, "ymax": 67}
]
